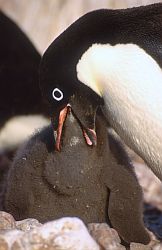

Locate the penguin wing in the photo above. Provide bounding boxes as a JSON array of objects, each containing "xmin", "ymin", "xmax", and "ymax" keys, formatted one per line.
[{"xmin": 104, "ymin": 131, "xmax": 150, "ymax": 244}]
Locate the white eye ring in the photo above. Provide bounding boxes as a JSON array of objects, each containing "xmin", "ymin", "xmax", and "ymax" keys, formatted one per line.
[{"xmin": 52, "ymin": 88, "xmax": 63, "ymax": 101}]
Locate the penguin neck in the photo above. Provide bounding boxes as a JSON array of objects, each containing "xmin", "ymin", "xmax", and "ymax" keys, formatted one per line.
[{"xmin": 77, "ymin": 43, "xmax": 162, "ymax": 179}]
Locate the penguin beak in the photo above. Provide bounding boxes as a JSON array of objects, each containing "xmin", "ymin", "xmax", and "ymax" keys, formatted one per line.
[
  {"xmin": 53, "ymin": 104, "xmax": 97, "ymax": 151},
  {"xmin": 82, "ymin": 127, "xmax": 97, "ymax": 147},
  {"xmin": 53, "ymin": 105, "xmax": 68, "ymax": 151}
]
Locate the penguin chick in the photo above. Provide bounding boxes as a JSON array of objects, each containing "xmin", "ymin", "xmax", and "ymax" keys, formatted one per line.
[
  {"xmin": 39, "ymin": 3, "xmax": 162, "ymax": 180},
  {"xmin": 4, "ymin": 108, "xmax": 150, "ymax": 244}
]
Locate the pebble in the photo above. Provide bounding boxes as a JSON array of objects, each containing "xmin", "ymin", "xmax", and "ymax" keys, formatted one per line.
[{"xmin": 88, "ymin": 223, "xmax": 125, "ymax": 250}]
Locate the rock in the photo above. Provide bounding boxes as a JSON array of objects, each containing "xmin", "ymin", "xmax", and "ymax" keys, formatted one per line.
[
  {"xmin": 153, "ymin": 243, "xmax": 162, "ymax": 249},
  {"xmin": 0, "ymin": 212, "xmax": 161, "ymax": 249},
  {"xmin": 0, "ymin": 237, "xmax": 8, "ymax": 250},
  {"xmin": 147, "ymin": 231, "xmax": 162, "ymax": 250},
  {"xmin": 88, "ymin": 223, "xmax": 125, "ymax": 250},
  {"xmin": 23, "ymin": 217, "xmax": 100, "ymax": 250},
  {"xmin": 0, "ymin": 216, "xmax": 100, "ymax": 250},
  {"xmin": 0, "ymin": 211, "xmax": 16, "ymax": 230},
  {"xmin": 130, "ymin": 243, "xmax": 151, "ymax": 249},
  {"xmin": 0, "ymin": 229, "xmax": 24, "ymax": 249},
  {"xmin": 16, "ymin": 218, "xmax": 42, "ymax": 232},
  {"xmin": 134, "ymin": 162, "xmax": 162, "ymax": 210}
]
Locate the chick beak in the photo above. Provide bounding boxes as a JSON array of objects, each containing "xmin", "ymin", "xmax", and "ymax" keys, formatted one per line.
[{"xmin": 54, "ymin": 105, "xmax": 70, "ymax": 151}]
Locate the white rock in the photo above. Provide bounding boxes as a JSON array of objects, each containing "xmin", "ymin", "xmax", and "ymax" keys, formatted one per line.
[
  {"xmin": 0, "ymin": 229, "xmax": 24, "ymax": 249},
  {"xmin": 130, "ymin": 242, "xmax": 151, "ymax": 249},
  {"xmin": 0, "ymin": 211, "xmax": 16, "ymax": 230},
  {"xmin": 23, "ymin": 217, "xmax": 100, "ymax": 250},
  {"xmin": 16, "ymin": 218, "xmax": 42, "ymax": 232}
]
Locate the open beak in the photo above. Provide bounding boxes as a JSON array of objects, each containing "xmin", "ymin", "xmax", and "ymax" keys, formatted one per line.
[
  {"xmin": 53, "ymin": 105, "xmax": 70, "ymax": 151},
  {"xmin": 53, "ymin": 105, "xmax": 97, "ymax": 151}
]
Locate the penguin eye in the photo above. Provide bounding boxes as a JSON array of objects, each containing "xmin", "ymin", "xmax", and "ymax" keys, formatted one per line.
[{"xmin": 52, "ymin": 88, "xmax": 64, "ymax": 101}]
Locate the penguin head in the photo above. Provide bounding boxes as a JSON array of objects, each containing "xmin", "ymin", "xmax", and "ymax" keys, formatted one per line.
[
  {"xmin": 39, "ymin": 40, "xmax": 103, "ymax": 150},
  {"xmin": 39, "ymin": 8, "xmax": 119, "ymax": 150}
]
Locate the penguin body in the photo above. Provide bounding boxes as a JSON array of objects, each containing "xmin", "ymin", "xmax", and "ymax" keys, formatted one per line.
[
  {"xmin": 77, "ymin": 43, "xmax": 162, "ymax": 180},
  {"xmin": 39, "ymin": 3, "xmax": 162, "ymax": 180},
  {"xmin": 0, "ymin": 11, "xmax": 44, "ymax": 124},
  {"xmin": 4, "ymin": 109, "xmax": 150, "ymax": 244},
  {"xmin": 0, "ymin": 12, "xmax": 49, "ymax": 153}
]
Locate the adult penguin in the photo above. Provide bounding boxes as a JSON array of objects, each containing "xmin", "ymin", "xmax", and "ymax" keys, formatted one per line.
[
  {"xmin": 0, "ymin": 12, "xmax": 48, "ymax": 152},
  {"xmin": 0, "ymin": 12, "xmax": 45, "ymax": 123},
  {"xmin": 0, "ymin": 12, "xmax": 48, "ymax": 201},
  {"xmin": 39, "ymin": 3, "xmax": 162, "ymax": 180}
]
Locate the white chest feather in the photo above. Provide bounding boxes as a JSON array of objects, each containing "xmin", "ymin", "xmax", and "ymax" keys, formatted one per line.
[{"xmin": 77, "ymin": 43, "xmax": 162, "ymax": 180}]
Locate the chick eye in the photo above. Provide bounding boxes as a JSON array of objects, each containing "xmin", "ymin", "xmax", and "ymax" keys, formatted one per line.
[{"xmin": 52, "ymin": 88, "xmax": 63, "ymax": 101}]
